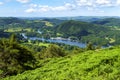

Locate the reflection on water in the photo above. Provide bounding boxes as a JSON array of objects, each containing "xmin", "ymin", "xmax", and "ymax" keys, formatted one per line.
[{"xmin": 21, "ymin": 33, "xmax": 86, "ymax": 48}]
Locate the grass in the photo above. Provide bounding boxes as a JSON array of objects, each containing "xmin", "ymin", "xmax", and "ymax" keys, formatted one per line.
[
  {"xmin": 4, "ymin": 27, "xmax": 22, "ymax": 32},
  {"xmin": 4, "ymin": 27, "xmax": 32, "ymax": 33},
  {"xmin": 41, "ymin": 21, "xmax": 53, "ymax": 27},
  {"xmin": 56, "ymin": 33, "xmax": 63, "ymax": 37},
  {"xmin": 39, "ymin": 43, "xmax": 50, "ymax": 47},
  {"xmin": 2, "ymin": 46, "xmax": 120, "ymax": 80}
]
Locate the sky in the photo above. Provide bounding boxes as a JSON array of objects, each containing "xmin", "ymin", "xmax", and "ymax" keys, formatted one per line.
[{"xmin": 0, "ymin": 0, "xmax": 120, "ymax": 17}]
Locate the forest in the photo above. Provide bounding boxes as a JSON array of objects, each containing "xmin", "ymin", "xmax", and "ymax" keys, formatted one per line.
[{"xmin": 1, "ymin": 17, "xmax": 120, "ymax": 80}]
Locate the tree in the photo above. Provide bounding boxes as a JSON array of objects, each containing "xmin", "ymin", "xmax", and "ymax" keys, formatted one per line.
[
  {"xmin": 39, "ymin": 44, "xmax": 65, "ymax": 59},
  {"xmin": 0, "ymin": 35, "xmax": 35, "ymax": 78},
  {"xmin": 86, "ymin": 42, "xmax": 94, "ymax": 50}
]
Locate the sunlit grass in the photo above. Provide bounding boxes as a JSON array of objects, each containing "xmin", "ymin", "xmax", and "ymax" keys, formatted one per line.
[
  {"xmin": 42, "ymin": 21, "xmax": 53, "ymax": 27},
  {"xmin": 4, "ymin": 27, "xmax": 33, "ymax": 32},
  {"xmin": 2, "ymin": 46, "xmax": 120, "ymax": 80},
  {"xmin": 39, "ymin": 43, "xmax": 50, "ymax": 47}
]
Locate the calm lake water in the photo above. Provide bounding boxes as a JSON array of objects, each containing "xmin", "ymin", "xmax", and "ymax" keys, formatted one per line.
[{"xmin": 21, "ymin": 33, "xmax": 86, "ymax": 48}]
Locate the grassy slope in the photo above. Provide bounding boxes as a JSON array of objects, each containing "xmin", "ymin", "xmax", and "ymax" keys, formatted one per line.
[{"xmin": 2, "ymin": 46, "xmax": 120, "ymax": 80}]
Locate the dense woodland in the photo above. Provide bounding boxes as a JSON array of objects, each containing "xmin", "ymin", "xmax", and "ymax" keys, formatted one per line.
[{"xmin": 1, "ymin": 17, "xmax": 120, "ymax": 79}]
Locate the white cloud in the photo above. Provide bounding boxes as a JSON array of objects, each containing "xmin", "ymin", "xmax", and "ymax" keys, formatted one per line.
[
  {"xmin": 76, "ymin": 0, "xmax": 117, "ymax": 12},
  {"xmin": 86, "ymin": 6, "xmax": 105, "ymax": 13},
  {"xmin": 25, "ymin": 8, "xmax": 36, "ymax": 13},
  {"xmin": 64, "ymin": 3, "xmax": 76, "ymax": 10},
  {"xmin": 16, "ymin": 0, "xmax": 30, "ymax": 3},
  {"xmin": 24, "ymin": 0, "xmax": 119, "ymax": 14},
  {"xmin": 0, "ymin": 2, "xmax": 3, "ymax": 5},
  {"xmin": 116, "ymin": 0, "xmax": 120, "ymax": 5},
  {"xmin": 25, "ymin": 3, "xmax": 76, "ymax": 13},
  {"xmin": 75, "ymin": 0, "xmax": 114, "ymax": 13},
  {"xmin": 38, "ymin": 5, "xmax": 50, "ymax": 12},
  {"xmin": 76, "ymin": 0, "xmax": 94, "ymax": 7},
  {"xmin": 29, "ymin": 4, "xmax": 37, "ymax": 8},
  {"xmin": 96, "ymin": 0, "xmax": 111, "ymax": 5},
  {"xmin": 42, "ymin": 3, "xmax": 75, "ymax": 11},
  {"xmin": 76, "ymin": 0, "xmax": 113, "ymax": 7}
]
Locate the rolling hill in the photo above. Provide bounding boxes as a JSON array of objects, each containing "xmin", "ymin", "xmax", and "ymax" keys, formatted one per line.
[
  {"xmin": 92, "ymin": 18, "xmax": 120, "ymax": 26},
  {"xmin": 54, "ymin": 20, "xmax": 108, "ymax": 37},
  {"xmin": 2, "ymin": 46, "xmax": 120, "ymax": 80},
  {"xmin": 52, "ymin": 20, "xmax": 120, "ymax": 45},
  {"xmin": 0, "ymin": 17, "xmax": 25, "ymax": 26}
]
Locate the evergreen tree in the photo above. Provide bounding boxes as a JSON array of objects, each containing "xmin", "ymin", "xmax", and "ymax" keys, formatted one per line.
[
  {"xmin": 39, "ymin": 44, "xmax": 65, "ymax": 59},
  {"xmin": 0, "ymin": 35, "xmax": 35, "ymax": 78},
  {"xmin": 86, "ymin": 42, "xmax": 94, "ymax": 50}
]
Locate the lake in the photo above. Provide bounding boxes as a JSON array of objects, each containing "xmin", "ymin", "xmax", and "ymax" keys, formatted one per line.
[{"xmin": 21, "ymin": 33, "xmax": 86, "ymax": 48}]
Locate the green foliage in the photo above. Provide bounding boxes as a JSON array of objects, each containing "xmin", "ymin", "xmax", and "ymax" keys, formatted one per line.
[
  {"xmin": 86, "ymin": 42, "xmax": 94, "ymax": 50},
  {"xmin": 0, "ymin": 35, "xmax": 35, "ymax": 78},
  {"xmin": 0, "ymin": 29, "xmax": 10, "ymax": 38},
  {"xmin": 55, "ymin": 20, "xmax": 107, "ymax": 37},
  {"xmin": 2, "ymin": 46, "xmax": 120, "ymax": 80},
  {"xmin": 54, "ymin": 20, "xmax": 114, "ymax": 45},
  {"xmin": 92, "ymin": 18, "xmax": 120, "ymax": 26},
  {"xmin": 38, "ymin": 44, "xmax": 66, "ymax": 59},
  {"xmin": 1, "ymin": 17, "xmax": 120, "ymax": 46}
]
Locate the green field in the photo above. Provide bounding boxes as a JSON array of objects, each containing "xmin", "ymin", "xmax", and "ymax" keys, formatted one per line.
[
  {"xmin": 41, "ymin": 21, "xmax": 53, "ymax": 27},
  {"xmin": 39, "ymin": 43, "xmax": 50, "ymax": 47},
  {"xmin": 4, "ymin": 27, "xmax": 32, "ymax": 33},
  {"xmin": 2, "ymin": 46, "xmax": 120, "ymax": 80}
]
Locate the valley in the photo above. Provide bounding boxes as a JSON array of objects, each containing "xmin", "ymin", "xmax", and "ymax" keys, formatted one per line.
[{"xmin": 1, "ymin": 16, "xmax": 120, "ymax": 80}]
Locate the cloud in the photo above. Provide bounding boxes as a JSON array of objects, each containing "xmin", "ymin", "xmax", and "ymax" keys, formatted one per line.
[
  {"xmin": 75, "ymin": 0, "xmax": 115, "ymax": 14},
  {"xmin": 25, "ymin": 8, "xmax": 36, "ymax": 13},
  {"xmin": 38, "ymin": 3, "xmax": 76, "ymax": 12},
  {"xmin": 25, "ymin": 3, "xmax": 76, "ymax": 13},
  {"xmin": 96, "ymin": 0, "xmax": 111, "ymax": 5},
  {"xmin": 16, "ymin": 0, "xmax": 30, "ymax": 3},
  {"xmin": 29, "ymin": 4, "xmax": 37, "ymax": 8},
  {"xmin": 76, "ymin": 0, "xmax": 94, "ymax": 7},
  {"xmin": 24, "ymin": 0, "xmax": 120, "ymax": 14},
  {"xmin": 87, "ymin": 7, "xmax": 105, "ymax": 13},
  {"xmin": 116, "ymin": 0, "xmax": 120, "ymax": 5},
  {"xmin": 76, "ymin": 0, "xmax": 113, "ymax": 7},
  {"xmin": 0, "ymin": 2, "xmax": 3, "ymax": 5}
]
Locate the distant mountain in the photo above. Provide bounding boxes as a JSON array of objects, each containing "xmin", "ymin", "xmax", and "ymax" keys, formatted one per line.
[
  {"xmin": 19, "ymin": 16, "xmax": 120, "ymax": 23},
  {"xmin": 41, "ymin": 18, "xmax": 65, "ymax": 25},
  {"xmin": 0, "ymin": 17, "xmax": 57, "ymax": 28},
  {"xmin": 50, "ymin": 16, "xmax": 120, "ymax": 22},
  {"xmin": 55, "ymin": 20, "xmax": 107, "ymax": 37},
  {"xmin": 0, "ymin": 17, "xmax": 24, "ymax": 26},
  {"xmin": 92, "ymin": 18, "xmax": 120, "ymax": 26}
]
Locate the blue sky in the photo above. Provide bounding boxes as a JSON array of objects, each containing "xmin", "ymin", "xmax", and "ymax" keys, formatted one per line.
[{"xmin": 0, "ymin": 0, "xmax": 120, "ymax": 17}]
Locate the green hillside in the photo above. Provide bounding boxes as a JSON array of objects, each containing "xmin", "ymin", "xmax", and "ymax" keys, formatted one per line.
[
  {"xmin": 0, "ymin": 17, "xmax": 25, "ymax": 26},
  {"xmin": 2, "ymin": 46, "xmax": 120, "ymax": 80},
  {"xmin": 55, "ymin": 20, "xmax": 107, "ymax": 37},
  {"xmin": 92, "ymin": 18, "xmax": 120, "ymax": 26}
]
